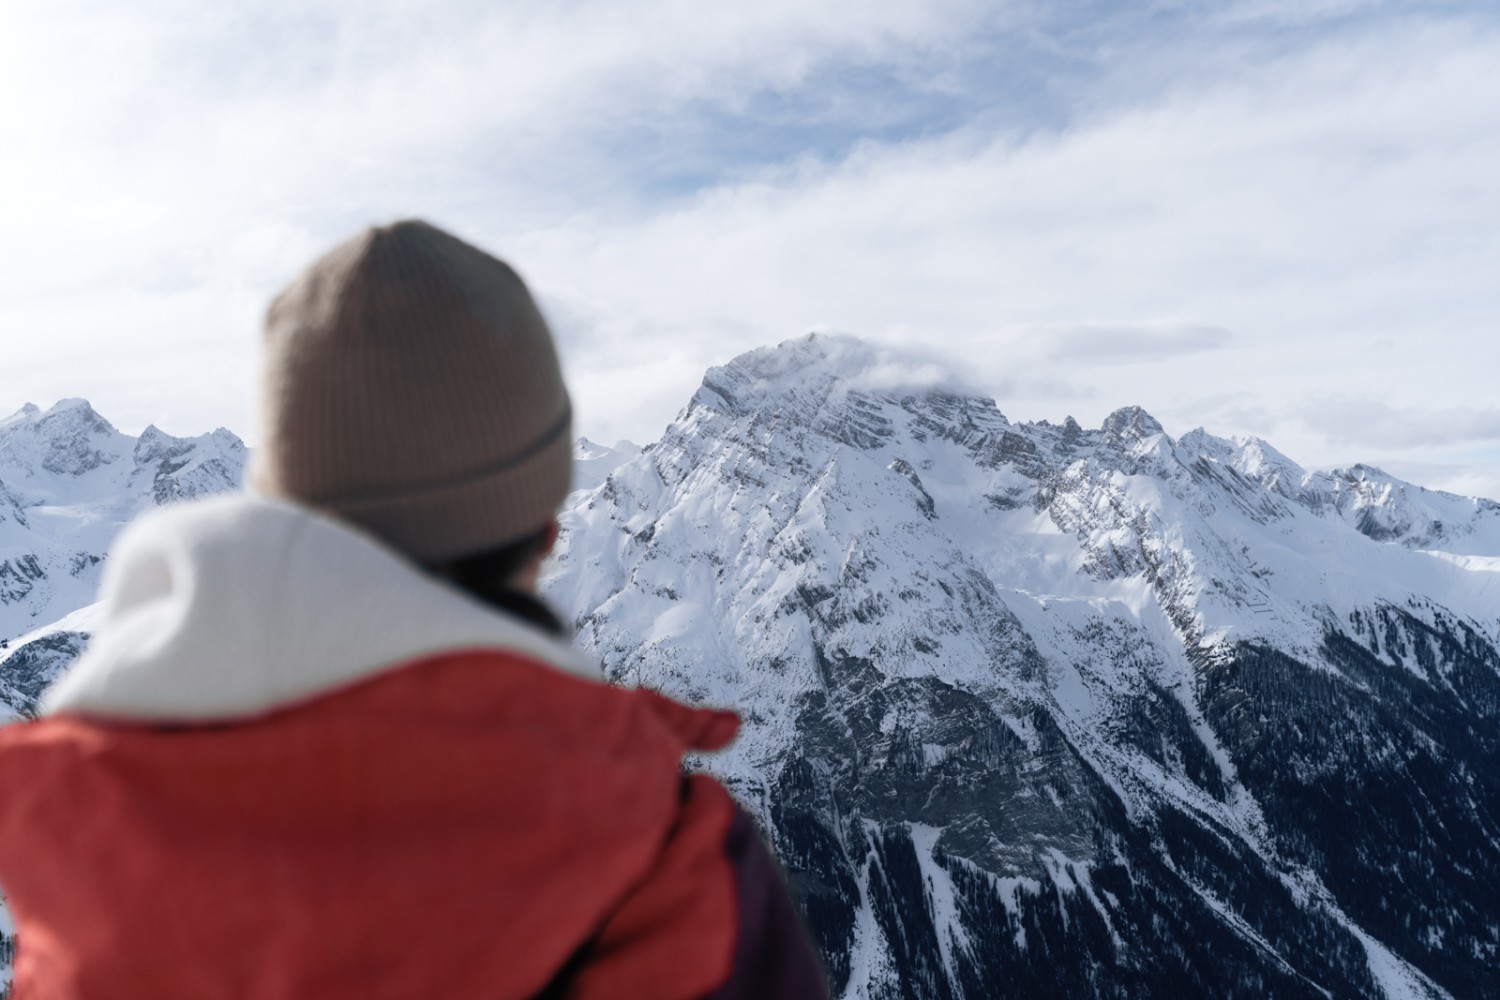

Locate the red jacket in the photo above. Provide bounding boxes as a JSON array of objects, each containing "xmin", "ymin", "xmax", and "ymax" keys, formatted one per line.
[{"xmin": 0, "ymin": 497, "xmax": 827, "ymax": 998}]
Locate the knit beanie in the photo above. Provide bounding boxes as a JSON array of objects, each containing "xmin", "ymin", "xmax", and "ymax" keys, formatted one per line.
[{"xmin": 250, "ymin": 220, "xmax": 572, "ymax": 564}]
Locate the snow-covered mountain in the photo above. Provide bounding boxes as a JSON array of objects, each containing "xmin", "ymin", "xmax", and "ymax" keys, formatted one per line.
[
  {"xmin": 544, "ymin": 334, "xmax": 1500, "ymax": 999},
  {"xmin": 0, "ymin": 400, "xmax": 247, "ymax": 716},
  {"xmin": 4, "ymin": 340, "xmax": 1499, "ymax": 997}
]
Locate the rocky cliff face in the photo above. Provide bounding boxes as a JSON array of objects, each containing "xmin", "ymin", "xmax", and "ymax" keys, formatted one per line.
[{"xmin": 544, "ymin": 334, "xmax": 1500, "ymax": 999}]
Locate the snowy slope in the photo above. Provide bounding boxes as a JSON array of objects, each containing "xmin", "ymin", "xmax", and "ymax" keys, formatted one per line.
[
  {"xmin": 545, "ymin": 334, "xmax": 1500, "ymax": 999},
  {"xmin": 571, "ymin": 437, "xmax": 642, "ymax": 493}
]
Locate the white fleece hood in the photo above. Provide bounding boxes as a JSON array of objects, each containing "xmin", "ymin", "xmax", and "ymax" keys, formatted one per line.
[{"xmin": 42, "ymin": 494, "xmax": 598, "ymax": 722}]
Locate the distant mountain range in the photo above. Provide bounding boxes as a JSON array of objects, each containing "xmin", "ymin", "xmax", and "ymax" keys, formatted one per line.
[
  {"xmin": 4, "ymin": 336, "xmax": 1499, "ymax": 997},
  {"xmin": 0, "ymin": 400, "xmax": 246, "ymax": 717}
]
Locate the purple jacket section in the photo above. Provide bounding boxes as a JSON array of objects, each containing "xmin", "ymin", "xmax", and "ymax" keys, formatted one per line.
[{"xmin": 710, "ymin": 805, "xmax": 830, "ymax": 999}]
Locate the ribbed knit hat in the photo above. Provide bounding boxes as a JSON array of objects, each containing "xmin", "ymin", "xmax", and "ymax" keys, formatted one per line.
[{"xmin": 251, "ymin": 220, "xmax": 572, "ymax": 564}]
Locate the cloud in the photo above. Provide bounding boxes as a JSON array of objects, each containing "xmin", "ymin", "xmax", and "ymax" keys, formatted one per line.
[
  {"xmin": 1296, "ymin": 399, "xmax": 1500, "ymax": 449},
  {"xmin": 1216, "ymin": 0, "xmax": 1388, "ymax": 28},
  {"xmin": 795, "ymin": 334, "xmax": 996, "ymax": 400},
  {"xmin": 1370, "ymin": 455, "xmax": 1500, "ymax": 504},
  {"xmin": 1018, "ymin": 321, "xmax": 1234, "ymax": 366},
  {"xmin": 508, "ymin": 16, "xmax": 1499, "ymax": 454}
]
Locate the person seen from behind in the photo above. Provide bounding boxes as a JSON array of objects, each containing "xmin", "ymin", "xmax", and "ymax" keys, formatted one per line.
[{"xmin": 0, "ymin": 221, "xmax": 830, "ymax": 998}]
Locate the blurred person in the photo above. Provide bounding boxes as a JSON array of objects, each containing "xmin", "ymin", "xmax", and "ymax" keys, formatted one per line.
[{"xmin": 0, "ymin": 221, "xmax": 829, "ymax": 999}]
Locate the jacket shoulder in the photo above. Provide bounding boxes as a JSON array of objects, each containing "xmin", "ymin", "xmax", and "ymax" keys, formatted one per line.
[{"xmin": 0, "ymin": 652, "xmax": 750, "ymax": 998}]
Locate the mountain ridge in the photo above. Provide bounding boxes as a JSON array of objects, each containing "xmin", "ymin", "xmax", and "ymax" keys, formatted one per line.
[
  {"xmin": 0, "ymin": 398, "xmax": 247, "ymax": 649},
  {"xmin": 3, "ymin": 336, "xmax": 1498, "ymax": 997},
  {"xmin": 545, "ymin": 333, "xmax": 1500, "ymax": 998}
]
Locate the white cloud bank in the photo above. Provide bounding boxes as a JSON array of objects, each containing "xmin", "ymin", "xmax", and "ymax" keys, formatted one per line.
[{"xmin": 2, "ymin": 2, "xmax": 1497, "ymax": 498}]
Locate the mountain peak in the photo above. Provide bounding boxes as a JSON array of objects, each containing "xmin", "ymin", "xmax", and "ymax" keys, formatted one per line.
[
  {"xmin": 132, "ymin": 424, "xmax": 181, "ymax": 465},
  {"xmin": 0, "ymin": 399, "xmax": 124, "ymax": 477},
  {"xmin": 210, "ymin": 428, "xmax": 245, "ymax": 451},
  {"xmin": 1100, "ymin": 405, "xmax": 1165, "ymax": 443},
  {"xmin": 0, "ymin": 404, "xmax": 41, "ymax": 435},
  {"xmin": 693, "ymin": 334, "xmax": 995, "ymax": 422},
  {"xmin": 36, "ymin": 398, "xmax": 117, "ymax": 437},
  {"xmin": 1344, "ymin": 462, "xmax": 1394, "ymax": 481}
]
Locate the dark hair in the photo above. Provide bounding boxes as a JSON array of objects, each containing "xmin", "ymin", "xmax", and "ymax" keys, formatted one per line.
[
  {"xmin": 432, "ymin": 526, "xmax": 552, "ymax": 602},
  {"xmin": 429, "ymin": 525, "xmax": 563, "ymax": 634}
]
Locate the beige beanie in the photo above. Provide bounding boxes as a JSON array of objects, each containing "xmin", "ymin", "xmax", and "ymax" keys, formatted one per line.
[{"xmin": 251, "ymin": 220, "xmax": 572, "ymax": 564}]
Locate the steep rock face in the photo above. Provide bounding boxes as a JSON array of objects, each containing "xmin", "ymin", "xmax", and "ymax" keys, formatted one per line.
[
  {"xmin": 0, "ymin": 401, "xmax": 248, "ymax": 643},
  {"xmin": 545, "ymin": 334, "xmax": 1499, "ymax": 999},
  {"xmin": 0, "ymin": 622, "xmax": 91, "ymax": 723}
]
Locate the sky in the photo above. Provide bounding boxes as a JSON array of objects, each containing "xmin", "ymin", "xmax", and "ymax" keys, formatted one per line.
[{"xmin": 3, "ymin": 0, "xmax": 1499, "ymax": 499}]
